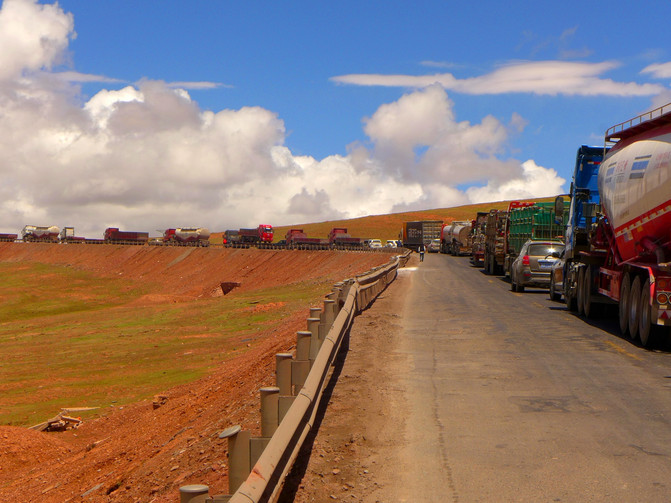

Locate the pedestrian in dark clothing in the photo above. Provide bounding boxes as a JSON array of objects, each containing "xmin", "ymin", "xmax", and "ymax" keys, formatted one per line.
[{"xmin": 419, "ymin": 243, "xmax": 425, "ymax": 262}]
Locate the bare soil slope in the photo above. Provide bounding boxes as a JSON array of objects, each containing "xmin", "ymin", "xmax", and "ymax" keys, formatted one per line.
[{"xmin": 0, "ymin": 243, "xmax": 392, "ymax": 502}]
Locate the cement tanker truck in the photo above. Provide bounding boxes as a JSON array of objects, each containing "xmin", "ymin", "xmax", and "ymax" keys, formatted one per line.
[
  {"xmin": 21, "ymin": 225, "xmax": 60, "ymax": 242},
  {"xmin": 163, "ymin": 227, "xmax": 211, "ymax": 246},
  {"xmin": 441, "ymin": 221, "xmax": 472, "ymax": 255},
  {"xmin": 559, "ymin": 104, "xmax": 671, "ymax": 346}
]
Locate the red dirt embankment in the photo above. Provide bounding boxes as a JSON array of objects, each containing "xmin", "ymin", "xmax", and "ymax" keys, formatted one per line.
[
  {"xmin": 0, "ymin": 243, "xmax": 390, "ymax": 298},
  {"xmin": 0, "ymin": 243, "xmax": 392, "ymax": 502}
]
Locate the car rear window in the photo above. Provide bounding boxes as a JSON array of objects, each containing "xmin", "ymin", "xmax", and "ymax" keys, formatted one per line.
[{"xmin": 528, "ymin": 243, "xmax": 564, "ymax": 256}]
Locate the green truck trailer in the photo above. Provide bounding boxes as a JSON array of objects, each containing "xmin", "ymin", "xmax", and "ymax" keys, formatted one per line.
[{"xmin": 503, "ymin": 200, "xmax": 570, "ymax": 275}]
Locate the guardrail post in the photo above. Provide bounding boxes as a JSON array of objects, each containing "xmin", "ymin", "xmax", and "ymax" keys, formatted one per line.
[
  {"xmin": 275, "ymin": 353, "xmax": 293, "ymax": 396},
  {"xmin": 296, "ymin": 331, "xmax": 311, "ymax": 361},
  {"xmin": 260, "ymin": 386, "xmax": 280, "ymax": 437},
  {"xmin": 179, "ymin": 484, "xmax": 209, "ymax": 503},
  {"xmin": 309, "ymin": 307, "xmax": 321, "ymax": 320},
  {"xmin": 307, "ymin": 318, "xmax": 321, "ymax": 362},
  {"xmin": 219, "ymin": 425, "xmax": 250, "ymax": 495},
  {"xmin": 323, "ymin": 299, "xmax": 336, "ymax": 330}
]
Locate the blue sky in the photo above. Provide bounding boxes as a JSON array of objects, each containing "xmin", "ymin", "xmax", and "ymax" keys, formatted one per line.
[{"xmin": 0, "ymin": 0, "xmax": 670, "ymax": 235}]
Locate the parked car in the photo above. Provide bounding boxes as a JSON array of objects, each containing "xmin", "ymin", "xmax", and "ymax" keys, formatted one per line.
[
  {"xmin": 510, "ymin": 240, "xmax": 564, "ymax": 292},
  {"xmin": 549, "ymin": 249, "xmax": 565, "ymax": 301},
  {"xmin": 367, "ymin": 239, "xmax": 383, "ymax": 248},
  {"xmin": 385, "ymin": 239, "xmax": 401, "ymax": 248},
  {"xmin": 427, "ymin": 238, "xmax": 441, "ymax": 253}
]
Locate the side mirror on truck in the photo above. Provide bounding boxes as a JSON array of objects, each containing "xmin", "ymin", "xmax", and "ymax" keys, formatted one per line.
[{"xmin": 554, "ymin": 196, "xmax": 565, "ymax": 224}]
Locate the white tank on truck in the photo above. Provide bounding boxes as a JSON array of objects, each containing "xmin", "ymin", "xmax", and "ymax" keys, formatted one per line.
[
  {"xmin": 163, "ymin": 227, "xmax": 211, "ymax": 246},
  {"xmin": 441, "ymin": 221, "xmax": 472, "ymax": 255},
  {"xmin": 21, "ymin": 225, "xmax": 60, "ymax": 242},
  {"xmin": 559, "ymin": 103, "xmax": 671, "ymax": 346}
]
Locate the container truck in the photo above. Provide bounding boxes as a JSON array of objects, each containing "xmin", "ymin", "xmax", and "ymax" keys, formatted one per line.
[
  {"xmin": 328, "ymin": 228, "xmax": 365, "ymax": 248},
  {"xmin": 559, "ymin": 104, "xmax": 671, "ymax": 346},
  {"xmin": 238, "ymin": 225, "xmax": 274, "ymax": 244},
  {"xmin": 223, "ymin": 230, "xmax": 240, "ymax": 245},
  {"xmin": 470, "ymin": 212, "xmax": 488, "ymax": 267},
  {"xmin": 0, "ymin": 233, "xmax": 17, "ymax": 242},
  {"xmin": 59, "ymin": 227, "xmax": 86, "ymax": 243},
  {"xmin": 502, "ymin": 201, "xmax": 569, "ymax": 275},
  {"xmin": 483, "ymin": 210, "xmax": 507, "ymax": 275},
  {"xmin": 441, "ymin": 221, "xmax": 472, "ymax": 255},
  {"xmin": 22, "ymin": 225, "xmax": 59, "ymax": 242},
  {"xmin": 402, "ymin": 220, "xmax": 442, "ymax": 252},
  {"xmin": 103, "ymin": 228, "xmax": 149, "ymax": 244},
  {"xmin": 163, "ymin": 227, "xmax": 211, "ymax": 246},
  {"xmin": 285, "ymin": 229, "xmax": 327, "ymax": 249}
]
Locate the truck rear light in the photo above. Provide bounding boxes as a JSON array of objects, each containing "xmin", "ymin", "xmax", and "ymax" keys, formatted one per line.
[
  {"xmin": 657, "ymin": 293, "xmax": 669, "ymax": 305},
  {"xmin": 522, "ymin": 255, "xmax": 530, "ymax": 266},
  {"xmin": 659, "ymin": 279, "xmax": 668, "ymax": 289}
]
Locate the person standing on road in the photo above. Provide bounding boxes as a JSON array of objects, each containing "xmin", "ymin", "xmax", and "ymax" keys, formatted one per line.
[{"xmin": 419, "ymin": 243, "xmax": 425, "ymax": 262}]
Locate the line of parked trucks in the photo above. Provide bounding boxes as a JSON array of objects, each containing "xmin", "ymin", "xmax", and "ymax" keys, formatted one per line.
[
  {"xmin": 0, "ymin": 223, "xmax": 386, "ymax": 251},
  {"xmin": 429, "ymin": 103, "xmax": 671, "ymax": 347},
  {"xmin": 1, "ymin": 226, "xmax": 213, "ymax": 246}
]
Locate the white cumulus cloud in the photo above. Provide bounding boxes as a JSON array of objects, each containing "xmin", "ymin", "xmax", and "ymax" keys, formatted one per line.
[{"xmin": 0, "ymin": 0, "xmax": 566, "ymax": 237}]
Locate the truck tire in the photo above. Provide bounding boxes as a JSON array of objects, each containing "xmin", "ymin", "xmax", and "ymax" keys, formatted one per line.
[
  {"xmin": 583, "ymin": 266, "xmax": 600, "ymax": 318},
  {"xmin": 619, "ymin": 273, "xmax": 630, "ymax": 336},
  {"xmin": 576, "ymin": 267, "xmax": 585, "ymax": 316},
  {"xmin": 639, "ymin": 279, "xmax": 655, "ymax": 347},
  {"xmin": 628, "ymin": 276, "xmax": 642, "ymax": 341}
]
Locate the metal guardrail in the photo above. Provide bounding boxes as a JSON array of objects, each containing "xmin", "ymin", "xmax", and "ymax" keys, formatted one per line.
[{"xmin": 179, "ymin": 251, "xmax": 411, "ymax": 502}]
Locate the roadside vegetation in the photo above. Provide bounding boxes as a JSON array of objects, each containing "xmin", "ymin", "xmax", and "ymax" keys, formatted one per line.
[{"xmin": 0, "ymin": 262, "xmax": 329, "ymax": 426}]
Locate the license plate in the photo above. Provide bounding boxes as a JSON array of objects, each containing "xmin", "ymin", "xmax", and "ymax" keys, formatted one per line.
[{"xmin": 538, "ymin": 261, "xmax": 552, "ymax": 270}]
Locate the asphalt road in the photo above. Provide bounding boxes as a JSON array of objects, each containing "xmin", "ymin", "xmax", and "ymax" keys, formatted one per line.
[{"xmin": 395, "ymin": 251, "xmax": 671, "ymax": 502}]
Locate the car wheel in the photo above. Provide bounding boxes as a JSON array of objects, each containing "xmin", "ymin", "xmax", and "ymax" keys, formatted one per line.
[{"xmin": 510, "ymin": 271, "xmax": 517, "ymax": 292}]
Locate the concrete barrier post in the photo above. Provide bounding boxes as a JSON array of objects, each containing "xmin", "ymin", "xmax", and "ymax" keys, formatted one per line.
[
  {"xmin": 260, "ymin": 386, "xmax": 280, "ymax": 437},
  {"xmin": 291, "ymin": 359, "xmax": 310, "ymax": 393},
  {"xmin": 309, "ymin": 307, "xmax": 321, "ymax": 320},
  {"xmin": 307, "ymin": 318, "xmax": 321, "ymax": 361},
  {"xmin": 275, "ymin": 353, "xmax": 293, "ymax": 396},
  {"xmin": 179, "ymin": 485, "xmax": 209, "ymax": 503},
  {"xmin": 219, "ymin": 425, "xmax": 250, "ymax": 495},
  {"xmin": 323, "ymin": 299, "xmax": 336, "ymax": 329},
  {"xmin": 296, "ymin": 331, "xmax": 311, "ymax": 361}
]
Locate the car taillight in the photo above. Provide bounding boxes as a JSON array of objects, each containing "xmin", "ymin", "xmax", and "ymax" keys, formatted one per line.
[
  {"xmin": 522, "ymin": 255, "xmax": 530, "ymax": 266},
  {"xmin": 657, "ymin": 293, "xmax": 669, "ymax": 305}
]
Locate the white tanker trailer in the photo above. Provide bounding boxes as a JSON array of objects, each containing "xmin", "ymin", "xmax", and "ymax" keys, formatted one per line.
[
  {"xmin": 560, "ymin": 103, "xmax": 671, "ymax": 346},
  {"xmin": 441, "ymin": 221, "xmax": 472, "ymax": 255},
  {"xmin": 163, "ymin": 227, "xmax": 211, "ymax": 246},
  {"xmin": 21, "ymin": 225, "xmax": 60, "ymax": 242}
]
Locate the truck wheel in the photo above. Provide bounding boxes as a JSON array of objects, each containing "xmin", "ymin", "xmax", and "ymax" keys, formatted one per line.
[
  {"xmin": 576, "ymin": 267, "xmax": 585, "ymax": 316},
  {"xmin": 583, "ymin": 267, "xmax": 600, "ymax": 318},
  {"xmin": 619, "ymin": 273, "xmax": 630, "ymax": 336},
  {"xmin": 549, "ymin": 274, "xmax": 560, "ymax": 301},
  {"xmin": 639, "ymin": 279, "xmax": 655, "ymax": 347},
  {"xmin": 565, "ymin": 284, "xmax": 576, "ymax": 311},
  {"xmin": 628, "ymin": 276, "xmax": 642, "ymax": 341}
]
